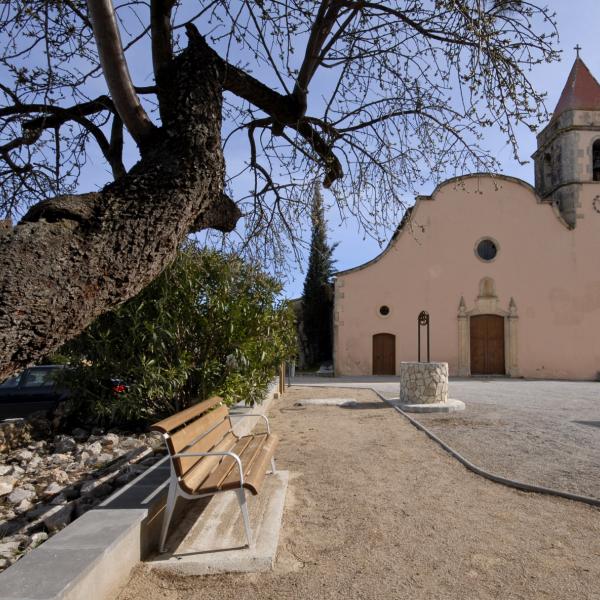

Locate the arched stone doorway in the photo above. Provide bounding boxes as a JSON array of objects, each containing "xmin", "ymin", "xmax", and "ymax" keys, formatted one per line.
[
  {"xmin": 372, "ymin": 333, "xmax": 396, "ymax": 375},
  {"xmin": 457, "ymin": 278, "xmax": 519, "ymax": 377},
  {"xmin": 470, "ymin": 315, "xmax": 505, "ymax": 375}
]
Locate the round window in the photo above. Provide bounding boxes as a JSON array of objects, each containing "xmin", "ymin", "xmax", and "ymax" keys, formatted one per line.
[
  {"xmin": 475, "ymin": 239, "xmax": 498, "ymax": 262},
  {"xmin": 379, "ymin": 305, "xmax": 390, "ymax": 316}
]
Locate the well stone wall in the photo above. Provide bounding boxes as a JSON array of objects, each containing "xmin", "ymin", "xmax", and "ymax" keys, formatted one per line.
[{"xmin": 400, "ymin": 362, "xmax": 448, "ymax": 404}]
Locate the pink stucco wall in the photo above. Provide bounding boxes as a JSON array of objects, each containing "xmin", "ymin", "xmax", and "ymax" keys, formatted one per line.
[{"xmin": 334, "ymin": 174, "xmax": 600, "ymax": 380}]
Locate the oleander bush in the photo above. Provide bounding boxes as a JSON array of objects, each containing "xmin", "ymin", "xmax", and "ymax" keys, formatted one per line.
[{"xmin": 57, "ymin": 244, "xmax": 296, "ymax": 426}]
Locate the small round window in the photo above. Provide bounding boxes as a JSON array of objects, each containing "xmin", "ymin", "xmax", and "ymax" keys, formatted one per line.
[
  {"xmin": 475, "ymin": 238, "xmax": 498, "ymax": 262},
  {"xmin": 379, "ymin": 305, "xmax": 390, "ymax": 316}
]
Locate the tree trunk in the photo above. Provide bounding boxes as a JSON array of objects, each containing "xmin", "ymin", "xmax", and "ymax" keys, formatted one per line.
[{"xmin": 0, "ymin": 35, "xmax": 240, "ymax": 380}]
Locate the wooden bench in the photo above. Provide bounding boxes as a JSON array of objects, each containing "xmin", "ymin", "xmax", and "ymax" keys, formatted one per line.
[{"xmin": 151, "ymin": 396, "xmax": 278, "ymax": 552}]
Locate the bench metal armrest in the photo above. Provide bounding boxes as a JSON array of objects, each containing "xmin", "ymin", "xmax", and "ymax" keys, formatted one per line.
[
  {"xmin": 172, "ymin": 451, "xmax": 245, "ymax": 486},
  {"xmin": 229, "ymin": 413, "xmax": 271, "ymax": 434}
]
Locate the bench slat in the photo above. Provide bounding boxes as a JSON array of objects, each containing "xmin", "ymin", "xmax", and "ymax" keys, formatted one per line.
[
  {"xmin": 151, "ymin": 396, "xmax": 223, "ymax": 435},
  {"xmin": 170, "ymin": 405, "xmax": 230, "ymax": 454},
  {"xmin": 219, "ymin": 433, "xmax": 268, "ymax": 490},
  {"xmin": 182, "ymin": 434, "xmax": 249, "ymax": 493},
  {"xmin": 179, "ymin": 432, "xmax": 238, "ymax": 492},
  {"xmin": 241, "ymin": 433, "xmax": 279, "ymax": 495},
  {"xmin": 199, "ymin": 434, "xmax": 266, "ymax": 493},
  {"xmin": 177, "ymin": 417, "xmax": 232, "ymax": 477}
]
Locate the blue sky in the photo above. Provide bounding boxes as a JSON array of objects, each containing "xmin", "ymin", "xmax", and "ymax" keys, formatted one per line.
[{"xmin": 292, "ymin": 1, "xmax": 600, "ymax": 300}]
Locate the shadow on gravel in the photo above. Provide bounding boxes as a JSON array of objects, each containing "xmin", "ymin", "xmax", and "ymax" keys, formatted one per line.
[
  {"xmin": 573, "ymin": 420, "xmax": 600, "ymax": 429},
  {"xmin": 339, "ymin": 402, "xmax": 391, "ymax": 410}
]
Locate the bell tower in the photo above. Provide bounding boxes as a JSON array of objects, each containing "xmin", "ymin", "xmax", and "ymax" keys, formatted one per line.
[{"xmin": 533, "ymin": 54, "xmax": 600, "ymax": 228}]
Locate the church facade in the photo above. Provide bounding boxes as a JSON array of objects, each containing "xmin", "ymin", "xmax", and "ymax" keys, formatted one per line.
[{"xmin": 333, "ymin": 58, "xmax": 600, "ymax": 380}]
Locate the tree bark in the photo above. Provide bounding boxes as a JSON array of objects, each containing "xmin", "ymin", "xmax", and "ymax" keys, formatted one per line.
[{"xmin": 0, "ymin": 35, "xmax": 240, "ymax": 380}]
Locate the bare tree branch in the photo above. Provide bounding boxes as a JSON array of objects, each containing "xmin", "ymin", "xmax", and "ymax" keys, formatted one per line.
[
  {"xmin": 0, "ymin": 97, "xmax": 126, "ymax": 179},
  {"xmin": 295, "ymin": 1, "xmax": 343, "ymax": 99},
  {"xmin": 86, "ymin": 0, "xmax": 156, "ymax": 148},
  {"xmin": 150, "ymin": 0, "xmax": 176, "ymax": 85}
]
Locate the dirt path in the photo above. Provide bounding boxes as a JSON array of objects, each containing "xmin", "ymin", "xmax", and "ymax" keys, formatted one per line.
[{"xmin": 117, "ymin": 387, "xmax": 600, "ymax": 600}]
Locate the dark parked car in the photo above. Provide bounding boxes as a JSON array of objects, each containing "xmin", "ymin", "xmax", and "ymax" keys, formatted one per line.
[{"xmin": 0, "ymin": 365, "xmax": 70, "ymax": 420}]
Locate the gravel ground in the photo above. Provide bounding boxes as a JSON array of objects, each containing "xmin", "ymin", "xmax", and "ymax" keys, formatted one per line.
[
  {"xmin": 116, "ymin": 386, "xmax": 600, "ymax": 600},
  {"xmin": 406, "ymin": 379, "xmax": 600, "ymax": 500},
  {"xmin": 296, "ymin": 377, "xmax": 600, "ymax": 500}
]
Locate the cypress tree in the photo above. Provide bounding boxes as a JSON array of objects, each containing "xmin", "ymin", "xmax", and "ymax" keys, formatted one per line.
[{"xmin": 301, "ymin": 182, "xmax": 335, "ymax": 367}]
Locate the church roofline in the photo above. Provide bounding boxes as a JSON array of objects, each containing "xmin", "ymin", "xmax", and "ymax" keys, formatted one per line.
[{"xmin": 334, "ymin": 172, "xmax": 543, "ymax": 279}]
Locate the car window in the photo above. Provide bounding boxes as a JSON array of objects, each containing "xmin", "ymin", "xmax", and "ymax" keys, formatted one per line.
[
  {"xmin": 0, "ymin": 374, "xmax": 21, "ymax": 388},
  {"xmin": 21, "ymin": 369, "xmax": 57, "ymax": 388}
]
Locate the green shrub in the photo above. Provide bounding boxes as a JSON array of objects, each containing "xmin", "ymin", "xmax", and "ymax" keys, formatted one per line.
[{"xmin": 58, "ymin": 245, "xmax": 296, "ymax": 427}]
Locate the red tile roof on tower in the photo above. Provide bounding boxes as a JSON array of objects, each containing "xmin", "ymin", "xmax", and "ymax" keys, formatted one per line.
[{"xmin": 553, "ymin": 57, "xmax": 600, "ymax": 119}]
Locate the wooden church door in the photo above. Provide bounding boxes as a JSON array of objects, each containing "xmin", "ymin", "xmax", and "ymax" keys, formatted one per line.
[
  {"xmin": 470, "ymin": 315, "xmax": 505, "ymax": 375},
  {"xmin": 372, "ymin": 333, "xmax": 396, "ymax": 375}
]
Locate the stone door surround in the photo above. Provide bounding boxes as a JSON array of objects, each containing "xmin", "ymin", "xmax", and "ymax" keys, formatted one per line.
[{"xmin": 457, "ymin": 278, "xmax": 519, "ymax": 377}]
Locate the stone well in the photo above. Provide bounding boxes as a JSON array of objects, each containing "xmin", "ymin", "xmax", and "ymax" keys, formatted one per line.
[{"xmin": 399, "ymin": 362, "xmax": 448, "ymax": 405}]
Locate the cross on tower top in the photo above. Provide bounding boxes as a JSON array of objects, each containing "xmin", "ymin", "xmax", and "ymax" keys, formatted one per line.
[{"xmin": 575, "ymin": 44, "xmax": 582, "ymax": 58}]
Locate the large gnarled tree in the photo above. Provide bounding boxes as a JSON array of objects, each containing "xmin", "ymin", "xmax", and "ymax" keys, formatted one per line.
[{"xmin": 0, "ymin": 0, "xmax": 558, "ymax": 379}]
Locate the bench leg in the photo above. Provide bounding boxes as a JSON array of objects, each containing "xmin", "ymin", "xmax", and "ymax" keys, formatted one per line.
[
  {"xmin": 159, "ymin": 478, "xmax": 178, "ymax": 554},
  {"xmin": 236, "ymin": 488, "xmax": 253, "ymax": 548},
  {"xmin": 270, "ymin": 457, "xmax": 277, "ymax": 474}
]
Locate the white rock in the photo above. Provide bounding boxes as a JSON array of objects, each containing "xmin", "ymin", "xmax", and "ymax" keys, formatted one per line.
[
  {"xmin": 15, "ymin": 499, "xmax": 33, "ymax": 514},
  {"xmin": 87, "ymin": 453, "xmax": 113, "ymax": 467},
  {"xmin": 25, "ymin": 455, "xmax": 42, "ymax": 473},
  {"xmin": 87, "ymin": 441, "xmax": 102, "ymax": 456},
  {"xmin": 14, "ymin": 449, "xmax": 33, "ymax": 462},
  {"xmin": 101, "ymin": 433, "xmax": 119, "ymax": 446},
  {"xmin": 42, "ymin": 502, "xmax": 74, "ymax": 531},
  {"xmin": 120, "ymin": 437, "xmax": 142, "ymax": 449},
  {"xmin": 30, "ymin": 531, "xmax": 48, "ymax": 546},
  {"xmin": 49, "ymin": 453, "xmax": 71, "ymax": 465},
  {"xmin": 43, "ymin": 482, "xmax": 64, "ymax": 496},
  {"xmin": 7, "ymin": 487, "xmax": 36, "ymax": 505},
  {"xmin": 0, "ymin": 541, "xmax": 20, "ymax": 556},
  {"xmin": 0, "ymin": 476, "xmax": 16, "ymax": 496},
  {"xmin": 0, "ymin": 465, "xmax": 13, "ymax": 477},
  {"xmin": 49, "ymin": 468, "xmax": 69, "ymax": 484}
]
